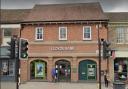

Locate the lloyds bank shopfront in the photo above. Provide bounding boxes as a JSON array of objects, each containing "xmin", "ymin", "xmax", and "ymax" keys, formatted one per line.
[{"xmin": 20, "ymin": 46, "xmax": 99, "ymax": 82}]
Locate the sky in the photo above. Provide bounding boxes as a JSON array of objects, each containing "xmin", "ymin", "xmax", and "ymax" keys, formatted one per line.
[{"xmin": 1, "ymin": 0, "xmax": 128, "ymax": 12}]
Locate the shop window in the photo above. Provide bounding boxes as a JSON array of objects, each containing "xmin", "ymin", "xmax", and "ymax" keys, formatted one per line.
[
  {"xmin": 30, "ymin": 60, "xmax": 47, "ymax": 80},
  {"xmin": 114, "ymin": 59, "xmax": 128, "ymax": 81},
  {"xmin": 1, "ymin": 60, "xmax": 15, "ymax": 76}
]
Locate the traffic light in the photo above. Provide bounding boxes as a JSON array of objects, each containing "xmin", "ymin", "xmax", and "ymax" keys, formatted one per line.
[
  {"xmin": 102, "ymin": 40, "xmax": 111, "ymax": 59},
  {"xmin": 20, "ymin": 38, "xmax": 28, "ymax": 59},
  {"xmin": 7, "ymin": 37, "xmax": 16, "ymax": 59}
]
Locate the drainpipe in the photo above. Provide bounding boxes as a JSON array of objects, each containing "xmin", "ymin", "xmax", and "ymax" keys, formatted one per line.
[
  {"xmin": 97, "ymin": 23, "xmax": 102, "ymax": 89},
  {"xmin": 106, "ymin": 23, "xmax": 109, "ymax": 76}
]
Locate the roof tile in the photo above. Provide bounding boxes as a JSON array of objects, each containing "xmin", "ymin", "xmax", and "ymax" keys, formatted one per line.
[
  {"xmin": 1, "ymin": 9, "xmax": 30, "ymax": 24},
  {"xmin": 105, "ymin": 12, "xmax": 128, "ymax": 22},
  {"xmin": 24, "ymin": 2, "xmax": 108, "ymax": 22}
]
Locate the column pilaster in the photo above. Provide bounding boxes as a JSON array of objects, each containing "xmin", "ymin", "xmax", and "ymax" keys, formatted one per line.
[
  {"xmin": 47, "ymin": 57, "xmax": 53, "ymax": 82},
  {"xmin": 71, "ymin": 57, "xmax": 78, "ymax": 82}
]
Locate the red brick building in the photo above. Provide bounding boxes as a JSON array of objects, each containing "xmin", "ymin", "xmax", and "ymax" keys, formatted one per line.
[
  {"xmin": 19, "ymin": 3, "xmax": 108, "ymax": 82},
  {"xmin": 0, "ymin": 9, "xmax": 30, "ymax": 81},
  {"xmin": 1, "ymin": 2, "xmax": 128, "ymax": 84},
  {"xmin": 106, "ymin": 12, "xmax": 128, "ymax": 82}
]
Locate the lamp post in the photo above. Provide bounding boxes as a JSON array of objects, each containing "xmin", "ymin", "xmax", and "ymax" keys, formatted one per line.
[{"xmin": 97, "ymin": 24, "xmax": 102, "ymax": 89}]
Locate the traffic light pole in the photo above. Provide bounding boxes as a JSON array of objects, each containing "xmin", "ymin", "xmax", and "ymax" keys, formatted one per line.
[
  {"xmin": 0, "ymin": 44, "xmax": 1, "ymax": 89},
  {"xmin": 15, "ymin": 37, "xmax": 20, "ymax": 89},
  {"xmin": 97, "ymin": 24, "xmax": 101, "ymax": 89}
]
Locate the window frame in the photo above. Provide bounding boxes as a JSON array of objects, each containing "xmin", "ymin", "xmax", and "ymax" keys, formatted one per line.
[
  {"xmin": 116, "ymin": 27, "xmax": 128, "ymax": 44},
  {"xmin": 125, "ymin": 27, "xmax": 128, "ymax": 43},
  {"xmin": 59, "ymin": 27, "xmax": 67, "ymax": 40},
  {"xmin": 35, "ymin": 27, "xmax": 44, "ymax": 41},
  {"xmin": 3, "ymin": 28, "xmax": 12, "ymax": 37},
  {"xmin": 83, "ymin": 26, "xmax": 92, "ymax": 40}
]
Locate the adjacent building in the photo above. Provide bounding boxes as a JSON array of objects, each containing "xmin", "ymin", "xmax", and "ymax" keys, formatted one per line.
[
  {"xmin": 106, "ymin": 12, "xmax": 128, "ymax": 82},
  {"xmin": 0, "ymin": 9, "xmax": 30, "ymax": 80}
]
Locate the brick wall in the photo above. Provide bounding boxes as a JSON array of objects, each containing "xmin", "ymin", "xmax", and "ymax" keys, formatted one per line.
[
  {"xmin": 20, "ymin": 23, "xmax": 108, "ymax": 82},
  {"xmin": 21, "ymin": 24, "xmax": 107, "ymax": 42}
]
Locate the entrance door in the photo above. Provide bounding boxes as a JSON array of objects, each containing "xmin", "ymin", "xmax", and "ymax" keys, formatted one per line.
[
  {"xmin": 79, "ymin": 61, "xmax": 87, "ymax": 80},
  {"xmin": 79, "ymin": 60, "xmax": 97, "ymax": 80},
  {"xmin": 55, "ymin": 60, "xmax": 71, "ymax": 82}
]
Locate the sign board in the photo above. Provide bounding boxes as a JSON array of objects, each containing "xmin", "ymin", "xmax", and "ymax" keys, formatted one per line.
[
  {"xmin": 51, "ymin": 46, "xmax": 74, "ymax": 51},
  {"xmin": 35, "ymin": 62, "xmax": 45, "ymax": 78},
  {"xmin": 115, "ymin": 51, "xmax": 128, "ymax": 57},
  {"xmin": 87, "ymin": 64, "xmax": 96, "ymax": 80}
]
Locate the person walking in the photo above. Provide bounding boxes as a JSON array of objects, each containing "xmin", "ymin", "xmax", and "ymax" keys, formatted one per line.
[
  {"xmin": 51, "ymin": 68, "xmax": 56, "ymax": 82},
  {"xmin": 104, "ymin": 71, "xmax": 109, "ymax": 88}
]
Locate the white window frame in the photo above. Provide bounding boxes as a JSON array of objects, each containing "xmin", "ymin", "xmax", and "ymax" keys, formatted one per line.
[
  {"xmin": 2, "ymin": 28, "xmax": 12, "ymax": 46},
  {"xmin": 59, "ymin": 27, "xmax": 67, "ymax": 40},
  {"xmin": 83, "ymin": 26, "xmax": 92, "ymax": 40},
  {"xmin": 125, "ymin": 27, "xmax": 128, "ymax": 44},
  {"xmin": 35, "ymin": 27, "xmax": 43, "ymax": 40},
  {"xmin": 116, "ymin": 27, "xmax": 128, "ymax": 44}
]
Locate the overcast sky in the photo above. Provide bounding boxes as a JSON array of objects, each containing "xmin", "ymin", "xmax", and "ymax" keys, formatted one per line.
[{"xmin": 1, "ymin": 0, "xmax": 128, "ymax": 12}]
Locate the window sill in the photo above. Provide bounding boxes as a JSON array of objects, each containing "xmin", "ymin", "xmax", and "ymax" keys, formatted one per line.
[
  {"xmin": 83, "ymin": 39, "xmax": 92, "ymax": 41},
  {"xmin": 35, "ymin": 39, "xmax": 43, "ymax": 42},
  {"xmin": 116, "ymin": 43, "xmax": 128, "ymax": 44},
  {"xmin": 59, "ymin": 39, "xmax": 67, "ymax": 41}
]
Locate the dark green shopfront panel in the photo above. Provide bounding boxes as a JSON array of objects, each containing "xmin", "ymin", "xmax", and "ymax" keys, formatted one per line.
[{"xmin": 79, "ymin": 60, "xmax": 97, "ymax": 80}]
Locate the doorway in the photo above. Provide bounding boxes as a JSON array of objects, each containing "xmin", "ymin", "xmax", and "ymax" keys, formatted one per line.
[
  {"xmin": 55, "ymin": 60, "xmax": 71, "ymax": 82},
  {"xmin": 79, "ymin": 60, "xmax": 97, "ymax": 81}
]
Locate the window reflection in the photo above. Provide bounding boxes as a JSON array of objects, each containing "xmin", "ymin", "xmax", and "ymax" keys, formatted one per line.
[{"xmin": 1, "ymin": 60, "xmax": 15, "ymax": 76}]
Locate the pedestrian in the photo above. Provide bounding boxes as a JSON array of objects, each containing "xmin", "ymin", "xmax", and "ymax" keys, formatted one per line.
[
  {"xmin": 51, "ymin": 68, "xmax": 56, "ymax": 82},
  {"xmin": 104, "ymin": 71, "xmax": 109, "ymax": 88}
]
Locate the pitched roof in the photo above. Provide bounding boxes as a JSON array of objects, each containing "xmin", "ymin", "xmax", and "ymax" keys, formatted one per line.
[
  {"xmin": 105, "ymin": 12, "xmax": 128, "ymax": 22},
  {"xmin": 24, "ymin": 2, "xmax": 108, "ymax": 22},
  {"xmin": 1, "ymin": 9, "xmax": 30, "ymax": 24}
]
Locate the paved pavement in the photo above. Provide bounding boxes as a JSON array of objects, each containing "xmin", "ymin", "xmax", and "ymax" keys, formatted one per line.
[
  {"xmin": 1, "ymin": 81, "xmax": 127, "ymax": 89},
  {"xmin": 1, "ymin": 82, "xmax": 16, "ymax": 89},
  {"xmin": 19, "ymin": 82, "xmax": 115, "ymax": 89}
]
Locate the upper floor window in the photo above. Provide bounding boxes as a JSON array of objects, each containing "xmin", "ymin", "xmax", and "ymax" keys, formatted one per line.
[
  {"xmin": 35, "ymin": 27, "xmax": 43, "ymax": 40},
  {"xmin": 2, "ymin": 28, "xmax": 12, "ymax": 46},
  {"xmin": 116, "ymin": 27, "xmax": 128, "ymax": 43},
  {"xmin": 4, "ymin": 28, "xmax": 12, "ymax": 37},
  {"xmin": 59, "ymin": 27, "xmax": 67, "ymax": 40},
  {"xmin": 83, "ymin": 26, "xmax": 92, "ymax": 40}
]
